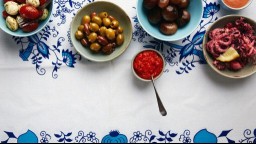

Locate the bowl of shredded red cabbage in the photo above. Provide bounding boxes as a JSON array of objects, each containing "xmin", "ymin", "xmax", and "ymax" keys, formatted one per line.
[{"xmin": 203, "ymin": 15, "xmax": 256, "ymax": 78}]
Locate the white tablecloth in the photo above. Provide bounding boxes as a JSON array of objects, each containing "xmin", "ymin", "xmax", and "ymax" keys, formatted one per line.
[{"xmin": 0, "ymin": 0, "xmax": 256, "ymax": 143}]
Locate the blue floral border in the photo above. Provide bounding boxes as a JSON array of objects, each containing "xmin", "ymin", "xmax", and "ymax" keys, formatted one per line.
[{"xmin": 1, "ymin": 129, "xmax": 256, "ymax": 143}]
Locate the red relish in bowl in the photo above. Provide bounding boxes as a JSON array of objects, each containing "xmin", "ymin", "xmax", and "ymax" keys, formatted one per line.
[{"xmin": 133, "ymin": 50, "xmax": 164, "ymax": 80}]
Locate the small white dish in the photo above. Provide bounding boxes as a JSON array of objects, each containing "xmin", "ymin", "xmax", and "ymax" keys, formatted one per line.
[{"xmin": 219, "ymin": 0, "xmax": 253, "ymax": 11}]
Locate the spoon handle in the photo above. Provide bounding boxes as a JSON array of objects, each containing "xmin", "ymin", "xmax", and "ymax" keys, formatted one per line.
[{"xmin": 151, "ymin": 77, "xmax": 167, "ymax": 116}]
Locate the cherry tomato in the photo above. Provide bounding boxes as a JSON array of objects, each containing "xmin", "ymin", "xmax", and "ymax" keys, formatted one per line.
[
  {"xmin": 22, "ymin": 22, "xmax": 39, "ymax": 32},
  {"xmin": 2, "ymin": 11, "xmax": 9, "ymax": 19},
  {"xmin": 19, "ymin": 5, "xmax": 40, "ymax": 20}
]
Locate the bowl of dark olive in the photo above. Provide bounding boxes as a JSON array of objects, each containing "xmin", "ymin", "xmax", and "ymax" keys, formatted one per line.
[
  {"xmin": 137, "ymin": 0, "xmax": 203, "ymax": 41},
  {"xmin": 71, "ymin": 1, "xmax": 133, "ymax": 62}
]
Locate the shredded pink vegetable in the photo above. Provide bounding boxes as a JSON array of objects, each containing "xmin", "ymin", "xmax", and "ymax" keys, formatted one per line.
[{"xmin": 206, "ymin": 17, "xmax": 256, "ymax": 71}]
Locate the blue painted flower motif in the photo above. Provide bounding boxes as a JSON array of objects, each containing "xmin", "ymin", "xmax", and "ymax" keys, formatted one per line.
[
  {"xmin": 53, "ymin": 0, "xmax": 93, "ymax": 26},
  {"xmin": 86, "ymin": 132, "xmax": 97, "ymax": 142},
  {"xmin": 13, "ymin": 25, "xmax": 81, "ymax": 79},
  {"xmin": 132, "ymin": 131, "xmax": 143, "ymax": 142},
  {"xmin": 193, "ymin": 129, "xmax": 217, "ymax": 143},
  {"xmin": 62, "ymin": 49, "xmax": 77, "ymax": 67},
  {"xmin": 129, "ymin": 130, "xmax": 156, "ymax": 143},
  {"xmin": 75, "ymin": 131, "xmax": 99, "ymax": 143},
  {"xmin": 17, "ymin": 130, "xmax": 38, "ymax": 143},
  {"xmin": 101, "ymin": 130, "xmax": 128, "ymax": 143},
  {"xmin": 202, "ymin": 1, "xmax": 220, "ymax": 18}
]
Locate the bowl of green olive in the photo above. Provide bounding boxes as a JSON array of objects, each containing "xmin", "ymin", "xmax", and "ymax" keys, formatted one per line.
[{"xmin": 71, "ymin": 1, "xmax": 133, "ymax": 62}]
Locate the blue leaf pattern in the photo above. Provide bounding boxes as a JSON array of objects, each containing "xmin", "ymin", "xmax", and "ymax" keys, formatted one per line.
[
  {"xmin": 192, "ymin": 31, "xmax": 206, "ymax": 45},
  {"xmin": 4, "ymin": 132, "xmax": 16, "ymax": 139},
  {"xmin": 219, "ymin": 130, "xmax": 232, "ymax": 137},
  {"xmin": 180, "ymin": 43, "xmax": 195, "ymax": 61},
  {"xmin": 37, "ymin": 42, "xmax": 50, "ymax": 59}
]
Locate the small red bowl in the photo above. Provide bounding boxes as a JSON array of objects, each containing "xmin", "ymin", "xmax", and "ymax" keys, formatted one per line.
[{"xmin": 132, "ymin": 49, "xmax": 165, "ymax": 82}]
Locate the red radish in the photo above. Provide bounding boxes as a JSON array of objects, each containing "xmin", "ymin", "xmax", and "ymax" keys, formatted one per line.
[
  {"xmin": 19, "ymin": 5, "xmax": 40, "ymax": 20},
  {"xmin": 22, "ymin": 22, "xmax": 39, "ymax": 32}
]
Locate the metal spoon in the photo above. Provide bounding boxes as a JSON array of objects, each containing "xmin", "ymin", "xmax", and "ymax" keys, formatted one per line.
[{"xmin": 151, "ymin": 76, "xmax": 167, "ymax": 116}]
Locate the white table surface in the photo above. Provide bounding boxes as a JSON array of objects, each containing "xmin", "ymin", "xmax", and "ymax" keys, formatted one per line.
[{"xmin": 0, "ymin": 0, "xmax": 256, "ymax": 143}]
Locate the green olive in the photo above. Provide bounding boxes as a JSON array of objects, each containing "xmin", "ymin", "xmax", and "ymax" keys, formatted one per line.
[
  {"xmin": 110, "ymin": 20, "xmax": 119, "ymax": 29},
  {"xmin": 106, "ymin": 28, "xmax": 116, "ymax": 40},
  {"xmin": 103, "ymin": 18, "xmax": 111, "ymax": 27},
  {"xmin": 92, "ymin": 16, "xmax": 102, "ymax": 26},
  {"xmin": 78, "ymin": 25, "xmax": 84, "ymax": 31},
  {"xmin": 88, "ymin": 32, "xmax": 98, "ymax": 43},
  {"xmin": 90, "ymin": 43, "xmax": 101, "ymax": 53},
  {"xmin": 99, "ymin": 12, "xmax": 109, "ymax": 19},
  {"xmin": 114, "ymin": 30, "xmax": 119, "ymax": 35},
  {"xmin": 89, "ymin": 23, "xmax": 99, "ymax": 32},
  {"xmin": 116, "ymin": 34, "xmax": 124, "ymax": 46},
  {"xmin": 75, "ymin": 30, "xmax": 84, "ymax": 40},
  {"xmin": 99, "ymin": 26, "xmax": 107, "ymax": 37},
  {"xmin": 117, "ymin": 26, "xmax": 124, "ymax": 33},
  {"xmin": 81, "ymin": 15, "xmax": 91, "ymax": 24}
]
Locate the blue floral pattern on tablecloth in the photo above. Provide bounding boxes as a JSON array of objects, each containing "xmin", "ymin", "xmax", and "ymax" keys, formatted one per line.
[{"xmin": 1, "ymin": 129, "xmax": 256, "ymax": 143}]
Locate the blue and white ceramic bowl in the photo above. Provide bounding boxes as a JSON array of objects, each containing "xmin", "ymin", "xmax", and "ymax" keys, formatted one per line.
[
  {"xmin": 0, "ymin": 1, "xmax": 53, "ymax": 37},
  {"xmin": 137, "ymin": 0, "xmax": 203, "ymax": 41}
]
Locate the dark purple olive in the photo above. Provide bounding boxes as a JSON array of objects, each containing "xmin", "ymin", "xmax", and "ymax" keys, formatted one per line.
[
  {"xmin": 169, "ymin": 0, "xmax": 181, "ymax": 5},
  {"xmin": 143, "ymin": 0, "xmax": 159, "ymax": 10},
  {"xmin": 158, "ymin": 0, "xmax": 169, "ymax": 8},
  {"xmin": 177, "ymin": 9, "xmax": 191, "ymax": 27},
  {"xmin": 179, "ymin": 0, "xmax": 190, "ymax": 8},
  {"xmin": 147, "ymin": 7, "xmax": 162, "ymax": 25},
  {"xmin": 160, "ymin": 22, "xmax": 178, "ymax": 35},
  {"xmin": 162, "ymin": 5, "xmax": 179, "ymax": 22}
]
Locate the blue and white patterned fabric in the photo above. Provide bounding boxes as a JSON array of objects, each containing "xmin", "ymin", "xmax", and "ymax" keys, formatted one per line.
[{"xmin": 0, "ymin": 0, "xmax": 256, "ymax": 143}]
